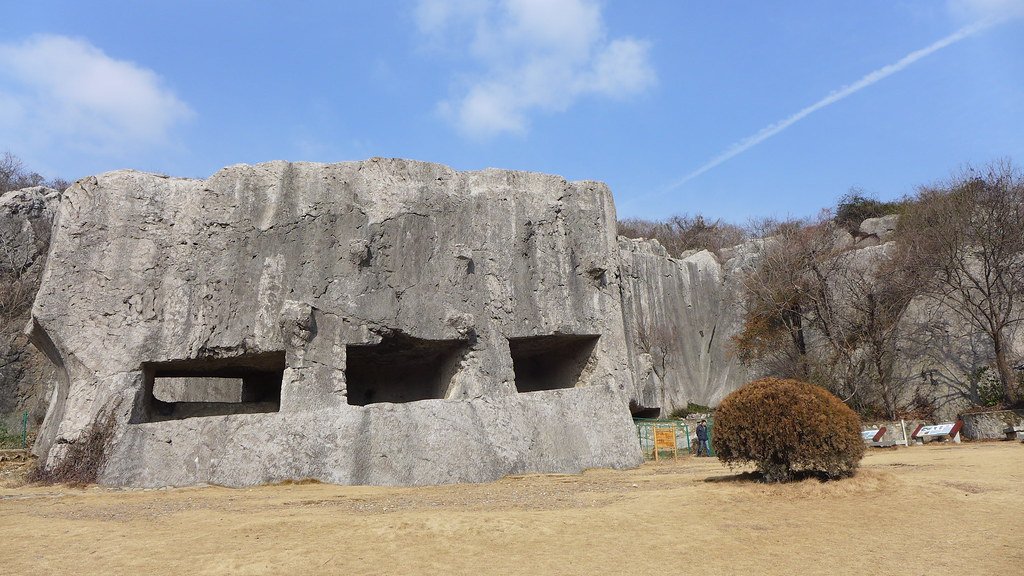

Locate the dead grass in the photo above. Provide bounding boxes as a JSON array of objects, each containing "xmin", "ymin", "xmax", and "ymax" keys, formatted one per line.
[
  {"xmin": 0, "ymin": 442, "xmax": 1021, "ymax": 575},
  {"xmin": 26, "ymin": 410, "xmax": 115, "ymax": 486}
]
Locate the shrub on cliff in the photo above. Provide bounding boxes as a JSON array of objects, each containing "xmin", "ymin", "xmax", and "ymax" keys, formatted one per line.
[
  {"xmin": 617, "ymin": 214, "xmax": 746, "ymax": 258},
  {"xmin": 714, "ymin": 378, "xmax": 865, "ymax": 482},
  {"xmin": 833, "ymin": 190, "xmax": 906, "ymax": 233}
]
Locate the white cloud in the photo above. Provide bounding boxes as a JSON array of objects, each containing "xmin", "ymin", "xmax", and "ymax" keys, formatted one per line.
[
  {"xmin": 417, "ymin": 0, "xmax": 656, "ymax": 138},
  {"xmin": 0, "ymin": 35, "xmax": 193, "ymax": 157}
]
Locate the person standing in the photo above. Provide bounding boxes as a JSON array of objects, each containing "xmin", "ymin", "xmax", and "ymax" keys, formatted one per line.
[{"xmin": 695, "ymin": 419, "xmax": 709, "ymax": 457}]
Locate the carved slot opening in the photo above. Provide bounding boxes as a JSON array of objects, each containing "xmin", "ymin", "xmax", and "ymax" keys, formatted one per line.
[
  {"xmin": 139, "ymin": 351, "xmax": 284, "ymax": 422},
  {"xmin": 345, "ymin": 334, "xmax": 468, "ymax": 406},
  {"xmin": 508, "ymin": 335, "xmax": 600, "ymax": 393},
  {"xmin": 629, "ymin": 402, "xmax": 662, "ymax": 418}
]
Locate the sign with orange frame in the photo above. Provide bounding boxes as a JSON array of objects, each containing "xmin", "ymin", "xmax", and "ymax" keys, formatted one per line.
[{"xmin": 653, "ymin": 426, "xmax": 677, "ymax": 460}]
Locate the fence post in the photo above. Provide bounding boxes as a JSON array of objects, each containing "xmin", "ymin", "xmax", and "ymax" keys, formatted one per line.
[{"xmin": 22, "ymin": 410, "xmax": 28, "ymax": 450}]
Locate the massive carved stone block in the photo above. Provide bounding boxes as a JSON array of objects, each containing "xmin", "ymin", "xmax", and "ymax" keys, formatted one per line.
[{"xmin": 30, "ymin": 159, "xmax": 642, "ymax": 486}]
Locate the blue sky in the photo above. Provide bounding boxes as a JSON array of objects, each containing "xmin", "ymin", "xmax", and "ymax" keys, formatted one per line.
[{"xmin": 1, "ymin": 1, "xmax": 1022, "ymax": 221}]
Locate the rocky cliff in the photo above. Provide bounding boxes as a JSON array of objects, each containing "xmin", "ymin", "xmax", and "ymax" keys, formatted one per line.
[
  {"xmin": 617, "ymin": 238, "xmax": 750, "ymax": 414},
  {"xmin": 0, "ymin": 187, "xmax": 60, "ymax": 431}
]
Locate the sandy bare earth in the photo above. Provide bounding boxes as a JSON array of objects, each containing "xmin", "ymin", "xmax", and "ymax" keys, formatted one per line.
[{"xmin": 0, "ymin": 442, "xmax": 1020, "ymax": 575}]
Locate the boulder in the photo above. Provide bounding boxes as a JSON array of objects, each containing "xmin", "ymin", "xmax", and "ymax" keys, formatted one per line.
[
  {"xmin": 857, "ymin": 214, "xmax": 899, "ymax": 243},
  {"xmin": 959, "ymin": 409, "xmax": 1024, "ymax": 440}
]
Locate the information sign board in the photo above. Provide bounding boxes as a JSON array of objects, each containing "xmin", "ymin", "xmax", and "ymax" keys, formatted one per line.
[
  {"xmin": 917, "ymin": 423, "xmax": 954, "ymax": 437},
  {"xmin": 654, "ymin": 428, "xmax": 676, "ymax": 447},
  {"xmin": 911, "ymin": 421, "xmax": 963, "ymax": 442},
  {"xmin": 861, "ymin": 428, "xmax": 886, "ymax": 442},
  {"xmin": 653, "ymin": 426, "xmax": 677, "ymax": 460}
]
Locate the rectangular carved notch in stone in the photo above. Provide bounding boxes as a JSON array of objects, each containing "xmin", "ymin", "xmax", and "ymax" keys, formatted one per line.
[
  {"xmin": 141, "ymin": 351, "xmax": 285, "ymax": 421},
  {"xmin": 508, "ymin": 335, "xmax": 599, "ymax": 393},
  {"xmin": 345, "ymin": 334, "xmax": 468, "ymax": 406}
]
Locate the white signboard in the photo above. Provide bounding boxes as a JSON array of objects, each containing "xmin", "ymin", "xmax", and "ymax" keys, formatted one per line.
[
  {"xmin": 917, "ymin": 423, "xmax": 955, "ymax": 437},
  {"xmin": 862, "ymin": 427, "xmax": 887, "ymax": 443}
]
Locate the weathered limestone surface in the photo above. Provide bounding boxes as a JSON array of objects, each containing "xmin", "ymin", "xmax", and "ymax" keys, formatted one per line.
[
  {"xmin": 617, "ymin": 238, "xmax": 750, "ymax": 414},
  {"xmin": 103, "ymin": 386, "xmax": 638, "ymax": 488},
  {"xmin": 858, "ymin": 215, "xmax": 899, "ymax": 243},
  {"xmin": 849, "ymin": 241, "xmax": 1024, "ymax": 418},
  {"xmin": 153, "ymin": 377, "xmax": 244, "ymax": 403},
  {"xmin": 31, "ymin": 159, "xmax": 643, "ymax": 486},
  {"xmin": 960, "ymin": 409, "xmax": 1024, "ymax": 440},
  {"xmin": 614, "ymin": 220, "xmax": 1021, "ymax": 421},
  {"xmin": 0, "ymin": 187, "xmax": 60, "ymax": 430}
]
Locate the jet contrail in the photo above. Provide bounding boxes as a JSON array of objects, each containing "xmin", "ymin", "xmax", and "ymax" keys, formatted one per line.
[{"xmin": 664, "ymin": 17, "xmax": 1000, "ymax": 193}]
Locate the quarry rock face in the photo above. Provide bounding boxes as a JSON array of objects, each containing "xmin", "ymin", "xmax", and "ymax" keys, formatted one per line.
[
  {"xmin": 31, "ymin": 159, "xmax": 645, "ymax": 486},
  {"xmin": 617, "ymin": 238, "xmax": 750, "ymax": 413},
  {"xmin": 0, "ymin": 187, "xmax": 60, "ymax": 431}
]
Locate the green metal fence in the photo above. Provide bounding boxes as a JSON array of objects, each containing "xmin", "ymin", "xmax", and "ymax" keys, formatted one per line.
[
  {"xmin": 634, "ymin": 418, "xmax": 691, "ymax": 460},
  {"xmin": 633, "ymin": 417, "xmax": 717, "ymax": 460}
]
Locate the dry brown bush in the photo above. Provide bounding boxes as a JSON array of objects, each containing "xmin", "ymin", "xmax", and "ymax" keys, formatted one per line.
[
  {"xmin": 28, "ymin": 410, "xmax": 116, "ymax": 486},
  {"xmin": 714, "ymin": 377, "xmax": 865, "ymax": 482},
  {"xmin": 617, "ymin": 214, "xmax": 746, "ymax": 258}
]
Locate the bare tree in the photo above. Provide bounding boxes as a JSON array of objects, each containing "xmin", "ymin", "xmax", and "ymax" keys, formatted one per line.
[
  {"xmin": 0, "ymin": 152, "xmax": 27, "ymax": 193},
  {"xmin": 618, "ymin": 213, "xmax": 746, "ymax": 258},
  {"xmin": 733, "ymin": 215, "xmax": 920, "ymax": 417},
  {"xmin": 896, "ymin": 161, "xmax": 1024, "ymax": 404},
  {"xmin": 825, "ymin": 247, "xmax": 920, "ymax": 417},
  {"xmin": 733, "ymin": 216, "xmax": 842, "ymax": 382},
  {"xmin": 0, "ymin": 151, "xmax": 68, "ymax": 193},
  {"xmin": 634, "ymin": 313, "xmax": 678, "ymax": 381}
]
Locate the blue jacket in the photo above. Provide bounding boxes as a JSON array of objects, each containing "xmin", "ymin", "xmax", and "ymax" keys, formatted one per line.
[{"xmin": 696, "ymin": 424, "xmax": 708, "ymax": 440}]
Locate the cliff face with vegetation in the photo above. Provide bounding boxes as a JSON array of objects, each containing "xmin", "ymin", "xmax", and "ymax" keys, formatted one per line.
[
  {"xmin": 0, "ymin": 187, "xmax": 60, "ymax": 431},
  {"xmin": 621, "ymin": 211, "xmax": 1023, "ymax": 421},
  {"xmin": 2, "ymin": 160, "xmax": 1021, "ymax": 475}
]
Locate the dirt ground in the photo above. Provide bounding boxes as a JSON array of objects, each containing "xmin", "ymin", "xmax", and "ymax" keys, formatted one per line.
[{"xmin": 0, "ymin": 442, "xmax": 1020, "ymax": 575}]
